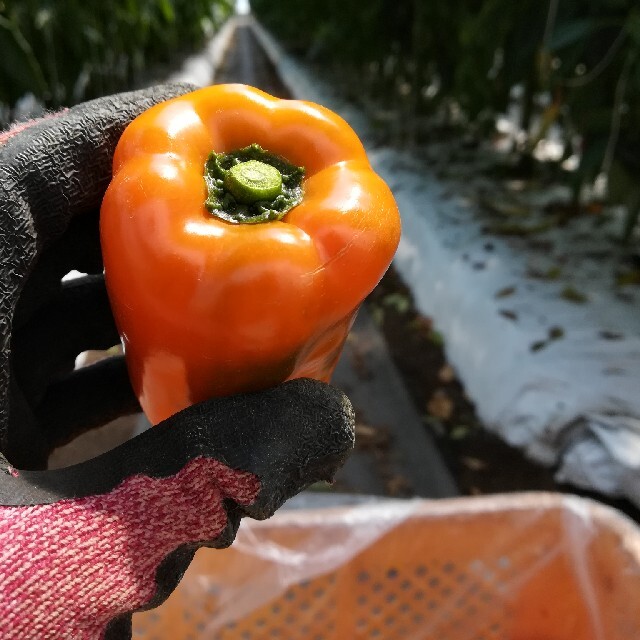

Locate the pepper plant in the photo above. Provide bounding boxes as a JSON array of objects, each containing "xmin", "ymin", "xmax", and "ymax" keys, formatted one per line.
[{"xmin": 0, "ymin": 0, "xmax": 233, "ymax": 112}]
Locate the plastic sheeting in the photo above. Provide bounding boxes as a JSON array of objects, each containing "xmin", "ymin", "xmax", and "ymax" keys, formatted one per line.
[
  {"xmin": 134, "ymin": 493, "xmax": 640, "ymax": 638},
  {"xmin": 248, "ymin": 19, "xmax": 640, "ymax": 507}
]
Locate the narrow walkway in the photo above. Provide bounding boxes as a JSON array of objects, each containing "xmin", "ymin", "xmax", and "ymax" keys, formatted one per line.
[{"xmin": 215, "ymin": 19, "xmax": 289, "ymax": 98}]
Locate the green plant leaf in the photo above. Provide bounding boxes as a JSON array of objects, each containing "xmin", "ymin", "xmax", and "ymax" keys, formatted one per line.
[
  {"xmin": 157, "ymin": 0, "xmax": 175, "ymax": 24},
  {"xmin": 0, "ymin": 13, "xmax": 49, "ymax": 102}
]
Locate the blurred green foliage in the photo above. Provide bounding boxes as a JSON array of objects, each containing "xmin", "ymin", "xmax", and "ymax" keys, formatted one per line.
[
  {"xmin": 252, "ymin": 0, "xmax": 640, "ymax": 240},
  {"xmin": 0, "ymin": 0, "xmax": 233, "ymax": 108}
]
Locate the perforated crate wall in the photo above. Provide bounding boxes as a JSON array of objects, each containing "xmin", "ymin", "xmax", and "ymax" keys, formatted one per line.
[{"xmin": 134, "ymin": 494, "xmax": 640, "ymax": 640}]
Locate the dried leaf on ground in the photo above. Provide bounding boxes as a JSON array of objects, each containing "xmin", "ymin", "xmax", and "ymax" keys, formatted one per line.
[
  {"xmin": 385, "ymin": 474, "xmax": 413, "ymax": 497},
  {"xmin": 560, "ymin": 286, "xmax": 588, "ymax": 303},
  {"xmin": 499, "ymin": 309, "xmax": 518, "ymax": 321},
  {"xmin": 530, "ymin": 340, "xmax": 548, "ymax": 352},
  {"xmin": 355, "ymin": 422, "xmax": 392, "ymax": 451},
  {"xmin": 616, "ymin": 270, "xmax": 640, "ymax": 287},
  {"xmin": 495, "ymin": 285, "xmax": 516, "ymax": 298},
  {"xmin": 427, "ymin": 389, "xmax": 454, "ymax": 420},
  {"xmin": 409, "ymin": 315, "xmax": 434, "ymax": 336},
  {"xmin": 599, "ymin": 330, "xmax": 624, "ymax": 340},
  {"xmin": 438, "ymin": 364, "xmax": 456, "ymax": 383},
  {"xmin": 548, "ymin": 326, "xmax": 565, "ymax": 340},
  {"xmin": 461, "ymin": 456, "xmax": 488, "ymax": 471},
  {"xmin": 527, "ymin": 265, "xmax": 562, "ymax": 280}
]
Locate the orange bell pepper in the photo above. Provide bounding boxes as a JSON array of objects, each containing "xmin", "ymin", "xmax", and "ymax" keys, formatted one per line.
[{"xmin": 100, "ymin": 84, "xmax": 401, "ymax": 424}]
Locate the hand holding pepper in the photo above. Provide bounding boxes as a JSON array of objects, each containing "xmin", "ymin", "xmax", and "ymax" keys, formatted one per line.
[{"xmin": 0, "ymin": 85, "xmax": 354, "ymax": 639}]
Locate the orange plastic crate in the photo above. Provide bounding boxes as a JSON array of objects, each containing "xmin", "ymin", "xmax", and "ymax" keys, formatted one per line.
[{"xmin": 133, "ymin": 493, "xmax": 640, "ymax": 639}]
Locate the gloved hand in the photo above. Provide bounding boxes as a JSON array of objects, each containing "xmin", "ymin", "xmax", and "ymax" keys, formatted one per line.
[{"xmin": 0, "ymin": 86, "xmax": 355, "ymax": 639}]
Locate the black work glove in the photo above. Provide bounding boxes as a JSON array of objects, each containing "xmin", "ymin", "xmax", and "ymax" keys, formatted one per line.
[{"xmin": 0, "ymin": 86, "xmax": 354, "ymax": 640}]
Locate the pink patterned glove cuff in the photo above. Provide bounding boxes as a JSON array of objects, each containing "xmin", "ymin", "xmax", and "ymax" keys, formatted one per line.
[{"xmin": 0, "ymin": 457, "xmax": 259, "ymax": 639}]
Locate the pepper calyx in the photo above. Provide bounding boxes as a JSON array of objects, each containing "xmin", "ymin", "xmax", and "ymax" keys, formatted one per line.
[{"xmin": 204, "ymin": 144, "xmax": 305, "ymax": 224}]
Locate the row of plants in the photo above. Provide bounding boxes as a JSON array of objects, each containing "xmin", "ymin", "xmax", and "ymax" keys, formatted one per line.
[
  {"xmin": 252, "ymin": 0, "xmax": 640, "ymax": 241},
  {"xmin": 0, "ymin": 0, "xmax": 233, "ymax": 117}
]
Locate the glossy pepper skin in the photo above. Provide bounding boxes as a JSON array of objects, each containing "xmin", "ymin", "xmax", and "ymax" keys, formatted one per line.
[{"xmin": 100, "ymin": 84, "xmax": 401, "ymax": 425}]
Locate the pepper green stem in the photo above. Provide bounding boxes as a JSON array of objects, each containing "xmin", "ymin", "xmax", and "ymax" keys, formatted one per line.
[
  {"xmin": 224, "ymin": 160, "xmax": 283, "ymax": 204},
  {"xmin": 204, "ymin": 143, "xmax": 305, "ymax": 225}
]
